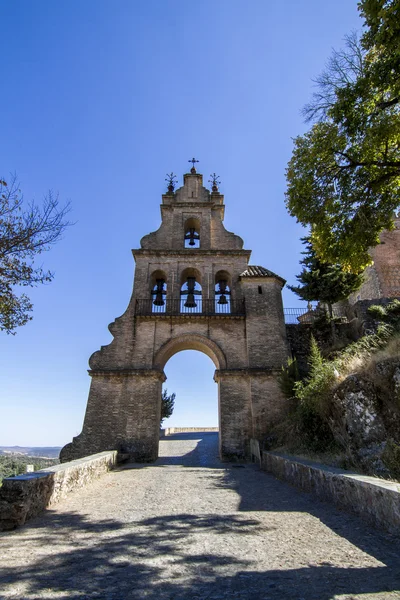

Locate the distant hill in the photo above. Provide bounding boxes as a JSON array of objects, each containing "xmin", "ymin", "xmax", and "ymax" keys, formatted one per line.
[{"xmin": 0, "ymin": 446, "xmax": 61, "ymax": 459}]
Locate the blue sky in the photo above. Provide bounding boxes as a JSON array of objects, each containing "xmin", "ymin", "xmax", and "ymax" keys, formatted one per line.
[{"xmin": 0, "ymin": 0, "xmax": 362, "ymax": 446}]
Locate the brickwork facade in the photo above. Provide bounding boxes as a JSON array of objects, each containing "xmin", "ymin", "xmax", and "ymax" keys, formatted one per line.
[
  {"xmin": 348, "ymin": 213, "xmax": 400, "ymax": 303},
  {"xmin": 60, "ymin": 169, "xmax": 289, "ymax": 463}
]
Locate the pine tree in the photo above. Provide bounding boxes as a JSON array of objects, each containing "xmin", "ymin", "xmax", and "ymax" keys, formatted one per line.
[
  {"xmin": 288, "ymin": 238, "xmax": 364, "ymax": 317},
  {"xmin": 160, "ymin": 389, "xmax": 175, "ymax": 426}
]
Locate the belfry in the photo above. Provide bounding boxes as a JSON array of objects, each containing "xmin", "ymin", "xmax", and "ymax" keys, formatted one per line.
[{"xmin": 61, "ymin": 164, "xmax": 289, "ymax": 462}]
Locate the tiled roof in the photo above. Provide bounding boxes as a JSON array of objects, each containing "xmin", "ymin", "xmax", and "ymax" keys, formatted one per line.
[{"xmin": 240, "ymin": 265, "xmax": 285, "ymax": 284}]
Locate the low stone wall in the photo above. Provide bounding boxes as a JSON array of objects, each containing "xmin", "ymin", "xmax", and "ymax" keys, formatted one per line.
[
  {"xmin": 164, "ymin": 427, "xmax": 219, "ymax": 435},
  {"xmin": 0, "ymin": 451, "xmax": 117, "ymax": 531},
  {"xmin": 262, "ymin": 451, "xmax": 400, "ymax": 534}
]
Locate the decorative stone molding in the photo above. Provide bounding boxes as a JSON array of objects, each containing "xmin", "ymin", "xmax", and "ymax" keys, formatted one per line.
[
  {"xmin": 88, "ymin": 369, "xmax": 166, "ymax": 382},
  {"xmin": 214, "ymin": 368, "xmax": 281, "ymax": 381}
]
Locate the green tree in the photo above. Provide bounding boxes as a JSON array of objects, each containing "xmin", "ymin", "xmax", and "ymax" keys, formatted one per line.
[
  {"xmin": 286, "ymin": 0, "xmax": 400, "ymax": 272},
  {"xmin": 288, "ymin": 239, "xmax": 364, "ymax": 317},
  {"xmin": 160, "ymin": 389, "xmax": 175, "ymax": 426},
  {"xmin": 0, "ymin": 175, "xmax": 71, "ymax": 334}
]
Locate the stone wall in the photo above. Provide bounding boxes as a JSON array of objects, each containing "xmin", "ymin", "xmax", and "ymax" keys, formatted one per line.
[
  {"xmin": 261, "ymin": 451, "xmax": 400, "ymax": 535},
  {"xmin": 0, "ymin": 451, "xmax": 117, "ymax": 531},
  {"xmin": 163, "ymin": 427, "xmax": 219, "ymax": 434},
  {"xmin": 349, "ymin": 297, "xmax": 399, "ymax": 332},
  {"xmin": 285, "ymin": 321, "xmax": 360, "ymax": 373}
]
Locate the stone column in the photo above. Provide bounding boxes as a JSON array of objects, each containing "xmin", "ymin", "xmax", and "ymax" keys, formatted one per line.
[
  {"xmin": 215, "ymin": 370, "xmax": 252, "ymax": 460},
  {"xmin": 60, "ymin": 369, "xmax": 164, "ymax": 463}
]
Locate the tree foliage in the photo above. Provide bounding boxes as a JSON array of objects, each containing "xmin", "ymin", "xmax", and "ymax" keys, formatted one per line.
[
  {"xmin": 160, "ymin": 389, "xmax": 175, "ymax": 426},
  {"xmin": 288, "ymin": 238, "xmax": 364, "ymax": 315},
  {"xmin": 0, "ymin": 175, "xmax": 71, "ymax": 334},
  {"xmin": 286, "ymin": 1, "xmax": 400, "ymax": 272}
]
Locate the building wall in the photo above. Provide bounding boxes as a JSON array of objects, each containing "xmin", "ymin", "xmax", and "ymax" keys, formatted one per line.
[{"xmin": 348, "ymin": 214, "xmax": 400, "ymax": 303}]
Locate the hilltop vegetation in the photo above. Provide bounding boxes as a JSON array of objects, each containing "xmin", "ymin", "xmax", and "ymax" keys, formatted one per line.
[
  {"xmin": 0, "ymin": 451, "xmax": 59, "ymax": 483},
  {"xmin": 275, "ymin": 302, "xmax": 400, "ymax": 480}
]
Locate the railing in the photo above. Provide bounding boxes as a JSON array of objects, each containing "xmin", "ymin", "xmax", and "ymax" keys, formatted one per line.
[
  {"xmin": 284, "ymin": 307, "xmax": 347, "ymax": 324},
  {"xmin": 135, "ymin": 298, "xmax": 246, "ymax": 317}
]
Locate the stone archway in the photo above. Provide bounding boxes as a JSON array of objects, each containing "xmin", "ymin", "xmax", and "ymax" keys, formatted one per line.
[
  {"xmin": 60, "ymin": 167, "xmax": 289, "ymax": 464},
  {"xmin": 154, "ymin": 334, "xmax": 227, "ymax": 457}
]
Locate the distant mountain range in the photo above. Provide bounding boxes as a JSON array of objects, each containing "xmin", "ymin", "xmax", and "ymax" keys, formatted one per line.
[{"xmin": 0, "ymin": 446, "xmax": 61, "ymax": 459}]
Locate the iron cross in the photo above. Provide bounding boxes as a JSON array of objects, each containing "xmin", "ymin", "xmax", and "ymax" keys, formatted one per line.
[{"xmin": 189, "ymin": 157, "xmax": 199, "ymax": 168}]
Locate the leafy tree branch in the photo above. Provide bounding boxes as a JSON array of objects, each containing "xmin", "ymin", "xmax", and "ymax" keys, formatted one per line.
[{"xmin": 0, "ymin": 174, "xmax": 72, "ymax": 334}]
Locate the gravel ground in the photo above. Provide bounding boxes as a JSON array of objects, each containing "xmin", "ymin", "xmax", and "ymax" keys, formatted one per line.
[{"xmin": 0, "ymin": 432, "xmax": 399, "ymax": 600}]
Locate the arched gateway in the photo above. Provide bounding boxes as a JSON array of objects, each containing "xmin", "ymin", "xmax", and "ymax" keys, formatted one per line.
[{"xmin": 61, "ymin": 166, "xmax": 289, "ymax": 462}]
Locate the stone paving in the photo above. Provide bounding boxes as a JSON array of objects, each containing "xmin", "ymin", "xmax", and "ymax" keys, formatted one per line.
[{"xmin": 1, "ymin": 432, "xmax": 400, "ymax": 600}]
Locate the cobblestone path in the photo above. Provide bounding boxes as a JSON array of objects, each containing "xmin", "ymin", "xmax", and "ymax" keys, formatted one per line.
[{"xmin": 1, "ymin": 432, "xmax": 400, "ymax": 600}]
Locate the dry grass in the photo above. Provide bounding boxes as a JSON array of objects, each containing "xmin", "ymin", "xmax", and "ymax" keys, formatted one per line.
[
  {"xmin": 360, "ymin": 335, "xmax": 400, "ymax": 371},
  {"xmin": 333, "ymin": 333, "xmax": 400, "ymax": 383}
]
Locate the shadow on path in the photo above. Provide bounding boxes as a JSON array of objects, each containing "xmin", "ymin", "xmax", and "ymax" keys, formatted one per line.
[
  {"xmin": 1, "ymin": 432, "xmax": 399, "ymax": 599},
  {"xmin": 1, "ymin": 509, "xmax": 399, "ymax": 599}
]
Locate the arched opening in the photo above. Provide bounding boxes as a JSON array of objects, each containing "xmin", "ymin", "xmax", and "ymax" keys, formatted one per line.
[
  {"xmin": 180, "ymin": 267, "xmax": 202, "ymax": 313},
  {"xmin": 184, "ymin": 217, "xmax": 200, "ymax": 248},
  {"xmin": 161, "ymin": 351, "xmax": 218, "ymax": 430},
  {"xmin": 150, "ymin": 270, "xmax": 167, "ymax": 313},
  {"xmin": 154, "ymin": 334, "xmax": 226, "ymax": 459},
  {"xmin": 154, "ymin": 335, "xmax": 224, "ymax": 460},
  {"xmin": 215, "ymin": 270, "xmax": 232, "ymax": 314}
]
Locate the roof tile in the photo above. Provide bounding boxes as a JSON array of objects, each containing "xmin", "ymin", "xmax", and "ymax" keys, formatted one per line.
[{"xmin": 240, "ymin": 265, "xmax": 285, "ymax": 284}]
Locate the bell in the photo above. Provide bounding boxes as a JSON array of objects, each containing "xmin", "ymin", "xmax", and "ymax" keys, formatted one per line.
[
  {"xmin": 184, "ymin": 293, "xmax": 197, "ymax": 308},
  {"xmin": 189, "ymin": 228, "xmax": 196, "ymax": 246},
  {"xmin": 153, "ymin": 292, "xmax": 165, "ymax": 306},
  {"xmin": 153, "ymin": 279, "xmax": 165, "ymax": 306},
  {"xmin": 185, "ymin": 228, "xmax": 200, "ymax": 246},
  {"xmin": 217, "ymin": 279, "xmax": 230, "ymax": 305}
]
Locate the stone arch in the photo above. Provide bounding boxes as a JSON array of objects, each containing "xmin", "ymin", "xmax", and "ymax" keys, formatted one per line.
[
  {"xmin": 180, "ymin": 266, "xmax": 202, "ymax": 286},
  {"xmin": 149, "ymin": 269, "xmax": 168, "ymax": 289},
  {"xmin": 153, "ymin": 333, "xmax": 227, "ymax": 371},
  {"xmin": 214, "ymin": 269, "xmax": 232, "ymax": 287}
]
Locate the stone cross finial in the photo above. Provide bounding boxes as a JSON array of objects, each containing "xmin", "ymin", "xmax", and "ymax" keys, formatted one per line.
[{"xmin": 188, "ymin": 157, "xmax": 199, "ymax": 173}]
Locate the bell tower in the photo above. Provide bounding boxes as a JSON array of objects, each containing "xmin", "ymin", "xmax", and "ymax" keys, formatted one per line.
[{"xmin": 61, "ymin": 163, "xmax": 289, "ymax": 463}]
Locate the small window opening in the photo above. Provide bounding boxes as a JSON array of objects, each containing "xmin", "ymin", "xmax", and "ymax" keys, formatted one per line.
[
  {"xmin": 151, "ymin": 279, "xmax": 167, "ymax": 313},
  {"xmin": 184, "ymin": 218, "xmax": 200, "ymax": 248},
  {"xmin": 215, "ymin": 280, "xmax": 231, "ymax": 314},
  {"xmin": 258, "ymin": 286, "xmax": 263, "ymax": 294}
]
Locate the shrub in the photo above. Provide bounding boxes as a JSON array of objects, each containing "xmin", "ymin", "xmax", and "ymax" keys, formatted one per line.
[
  {"xmin": 278, "ymin": 356, "xmax": 300, "ymax": 399},
  {"xmin": 292, "ymin": 336, "xmax": 337, "ymax": 451}
]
